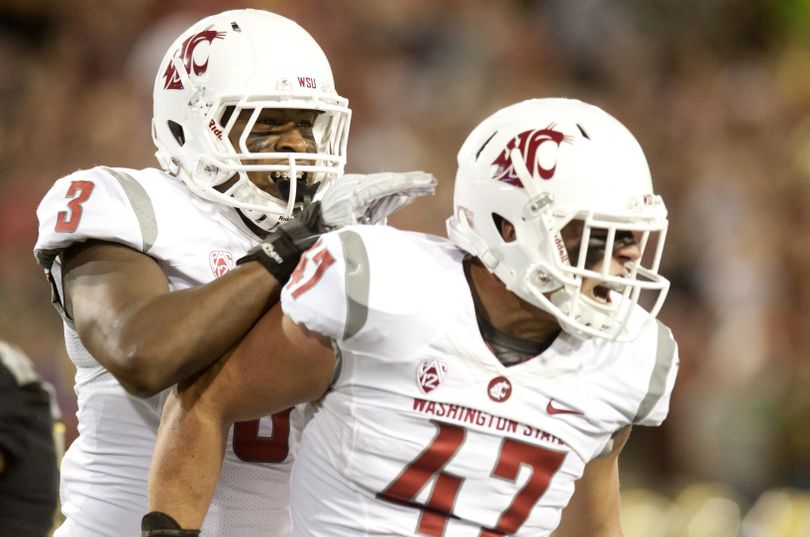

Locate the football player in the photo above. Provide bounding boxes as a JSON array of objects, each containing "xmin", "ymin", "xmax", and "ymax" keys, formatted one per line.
[
  {"xmin": 144, "ymin": 97, "xmax": 678, "ymax": 536},
  {"xmin": 0, "ymin": 341, "xmax": 60, "ymax": 537},
  {"xmin": 34, "ymin": 9, "xmax": 434, "ymax": 537}
]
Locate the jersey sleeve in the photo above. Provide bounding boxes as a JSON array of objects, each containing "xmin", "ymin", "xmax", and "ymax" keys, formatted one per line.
[
  {"xmin": 633, "ymin": 322, "xmax": 680, "ymax": 426},
  {"xmin": 280, "ymin": 230, "xmax": 350, "ymax": 341},
  {"xmin": 34, "ymin": 166, "xmax": 150, "ymax": 272}
]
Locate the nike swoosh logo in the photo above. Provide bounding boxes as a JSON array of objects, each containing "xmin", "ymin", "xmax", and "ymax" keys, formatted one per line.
[{"xmin": 546, "ymin": 399, "xmax": 583, "ymax": 416}]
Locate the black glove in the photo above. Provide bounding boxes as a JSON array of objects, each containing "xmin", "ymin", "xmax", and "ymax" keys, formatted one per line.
[
  {"xmin": 237, "ymin": 170, "xmax": 437, "ymax": 284},
  {"xmin": 141, "ymin": 512, "xmax": 200, "ymax": 537},
  {"xmin": 236, "ymin": 200, "xmax": 322, "ymax": 284}
]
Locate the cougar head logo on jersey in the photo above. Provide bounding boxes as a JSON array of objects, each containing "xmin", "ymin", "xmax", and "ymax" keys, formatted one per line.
[
  {"xmin": 209, "ymin": 250, "xmax": 234, "ymax": 277},
  {"xmin": 491, "ymin": 126, "xmax": 572, "ymax": 187},
  {"xmin": 163, "ymin": 25, "xmax": 227, "ymax": 90},
  {"xmin": 416, "ymin": 359, "xmax": 448, "ymax": 394},
  {"xmin": 487, "ymin": 376, "xmax": 512, "ymax": 402}
]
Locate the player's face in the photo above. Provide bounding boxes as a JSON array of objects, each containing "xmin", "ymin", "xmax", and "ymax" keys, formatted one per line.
[
  {"xmin": 228, "ymin": 108, "xmax": 320, "ymax": 201},
  {"xmin": 560, "ymin": 220, "xmax": 641, "ymax": 305}
]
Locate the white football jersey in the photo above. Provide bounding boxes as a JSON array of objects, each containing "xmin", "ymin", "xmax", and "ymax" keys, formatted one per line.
[
  {"xmin": 35, "ymin": 166, "xmax": 303, "ymax": 537},
  {"xmin": 281, "ymin": 225, "xmax": 679, "ymax": 536}
]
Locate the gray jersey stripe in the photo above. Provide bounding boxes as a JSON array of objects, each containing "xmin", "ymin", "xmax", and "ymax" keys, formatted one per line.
[
  {"xmin": 634, "ymin": 321, "xmax": 676, "ymax": 423},
  {"xmin": 102, "ymin": 167, "xmax": 158, "ymax": 252},
  {"xmin": 338, "ymin": 230, "xmax": 370, "ymax": 340}
]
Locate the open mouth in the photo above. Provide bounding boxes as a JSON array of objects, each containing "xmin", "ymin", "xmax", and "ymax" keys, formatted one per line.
[
  {"xmin": 588, "ymin": 279, "xmax": 626, "ymax": 305},
  {"xmin": 269, "ymin": 170, "xmax": 306, "ymax": 182},
  {"xmin": 592, "ymin": 284, "xmax": 612, "ymax": 304},
  {"xmin": 269, "ymin": 171, "xmax": 318, "ymax": 203}
]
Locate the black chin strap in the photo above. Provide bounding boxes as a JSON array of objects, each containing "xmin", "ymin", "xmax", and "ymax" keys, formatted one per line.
[{"xmin": 463, "ymin": 257, "xmax": 554, "ymax": 366}]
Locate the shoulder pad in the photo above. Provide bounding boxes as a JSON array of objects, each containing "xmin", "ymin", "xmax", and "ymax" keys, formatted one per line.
[{"xmin": 34, "ymin": 166, "xmax": 157, "ymax": 270}]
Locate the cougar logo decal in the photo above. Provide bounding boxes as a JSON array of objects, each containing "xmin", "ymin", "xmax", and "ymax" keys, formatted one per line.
[
  {"xmin": 487, "ymin": 376, "xmax": 512, "ymax": 402},
  {"xmin": 491, "ymin": 125, "xmax": 572, "ymax": 187},
  {"xmin": 163, "ymin": 25, "xmax": 226, "ymax": 90}
]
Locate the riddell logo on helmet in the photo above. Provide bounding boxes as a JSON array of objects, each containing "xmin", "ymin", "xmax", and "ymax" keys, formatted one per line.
[
  {"xmin": 208, "ymin": 119, "xmax": 223, "ymax": 140},
  {"xmin": 554, "ymin": 233, "xmax": 569, "ymax": 263},
  {"xmin": 491, "ymin": 126, "xmax": 572, "ymax": 187},
  {"xmin": 163, "ymin": 25, "xmax": 226, "ymax": 90}
]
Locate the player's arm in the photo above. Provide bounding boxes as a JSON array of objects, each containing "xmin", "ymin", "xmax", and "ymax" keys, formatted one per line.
[
  {"xmin": 62, "ymin": 239, "xmax": 281, "ymax": 397},
  {"xmin": 143, "ymin": 303, "xmax": 336, "ymax": 535},
  {"xmin": 61, "ymin": 171, "xmax": 434, "ymax": 398},
  {"xmin": 551, "ymin": 426, "xmax": 632, "ymax": 537}
]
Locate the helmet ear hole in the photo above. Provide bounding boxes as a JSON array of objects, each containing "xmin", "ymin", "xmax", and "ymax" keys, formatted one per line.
[
  {"xmin": 492, "ymin": 213, "xmax": 516, "ymax": 243},
  {"xmin": 168, "ymin": 121, "xmax": 185, "ymax": 146}
]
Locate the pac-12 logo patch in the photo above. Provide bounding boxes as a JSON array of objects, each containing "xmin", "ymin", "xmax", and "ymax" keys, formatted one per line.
[
  {"xmin": 487, "ymin": 376, "xmax": 512, "ymax": 402},
  {"xmin": 417, "ymin": 359, "xmax": 448, "ymax": 394},
  {"xmin": 209, "ymin": 250, "xmax": 234, "ymax": 277}
]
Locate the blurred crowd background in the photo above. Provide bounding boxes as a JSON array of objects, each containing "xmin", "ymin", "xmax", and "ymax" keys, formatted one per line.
[{"xmin": 0, "ymin": 0, "xmax": 807, "ymax": 535}]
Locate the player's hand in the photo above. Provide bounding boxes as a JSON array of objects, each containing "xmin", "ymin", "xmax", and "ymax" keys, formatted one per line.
[
  {"xmin": 318, "ymin": 171, "xmax": 437, "ymax": 228},
  {"xmin": 141, "ymin": 512, "xmax": 200, "ymax": 536},
  {"xmin": 238, "ymin": 171, "xmax": 436, "ymax": 284},
  {"xmin": 236, "ymin": 200, "xmax": 323, "ymax": 284}
]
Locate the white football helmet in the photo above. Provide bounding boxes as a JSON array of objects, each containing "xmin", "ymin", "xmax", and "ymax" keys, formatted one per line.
[
  {"xmin": 152, "ymin": 9, "xmax": 351, "ymax": 230},
  {"xmin": 447, "ymin": 98, "xmax": 670, "ymax": 341}
]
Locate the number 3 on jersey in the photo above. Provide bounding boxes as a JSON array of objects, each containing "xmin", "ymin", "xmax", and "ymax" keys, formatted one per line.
[
  {"xmin": 378, "ymin": 421, "xmax": 566, "ymax": 536},
  {"xmin": 55, "ymin": 180, "xmax": 95, "ymax": 233}
]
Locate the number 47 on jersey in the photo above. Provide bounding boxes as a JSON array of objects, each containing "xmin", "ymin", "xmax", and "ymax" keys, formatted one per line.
[{"xmin": 377, "ymin": 420, "xmax": 566, "ymax": 536}]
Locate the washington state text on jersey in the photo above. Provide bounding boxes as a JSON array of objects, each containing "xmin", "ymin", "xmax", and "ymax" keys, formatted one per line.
[{"xmin": 412, "ymin": 398, "xmax": 566, "ymax": 446}]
